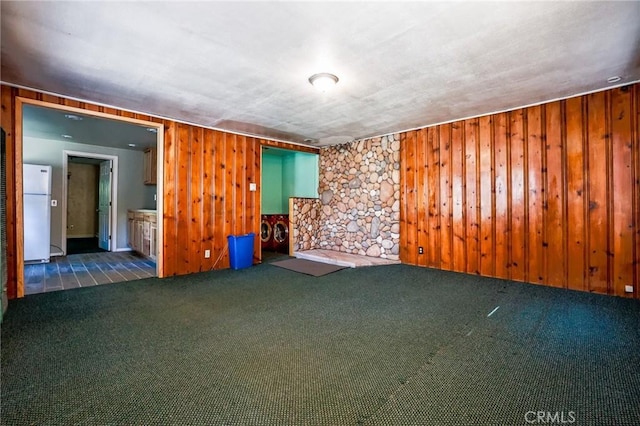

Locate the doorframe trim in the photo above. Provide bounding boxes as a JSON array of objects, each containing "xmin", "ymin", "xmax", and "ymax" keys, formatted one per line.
[
  {"xmin": 15, "ymin": 96, "xmax": 164, "ymax": 298},
  {"xmin": 63, "ymin": 151, "xmax": 118, "ymax": 254}
]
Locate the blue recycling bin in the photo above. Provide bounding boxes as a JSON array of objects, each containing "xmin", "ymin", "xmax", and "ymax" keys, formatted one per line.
[{"xmin": 227, "ymin": 233, "xmax": 255, "ymax": 270}]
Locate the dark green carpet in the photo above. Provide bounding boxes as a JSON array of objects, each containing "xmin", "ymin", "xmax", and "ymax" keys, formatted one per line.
[{"xmin": 1, "ymin": 263, "xmax": 639, "ymax": 425}]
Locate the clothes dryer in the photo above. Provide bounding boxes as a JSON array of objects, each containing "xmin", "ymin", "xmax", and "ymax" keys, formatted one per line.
[
  {"xmin": 260, "ymin": 215, "xmax": 274, "ymax": 250},
  {"xmin": 272, "ymin": 214, "xmax": 289, "ymax": 254}
]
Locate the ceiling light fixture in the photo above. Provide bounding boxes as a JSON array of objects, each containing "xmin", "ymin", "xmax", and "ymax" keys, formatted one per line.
[
  {"xmin": 61, "ymin": 134, "xmax": 73, "ymax": 139},
  {"xmin": 128, "ymin": 143, "xmax": 136, "ymax": 147},
  {"xmin": 64, "ymin": 114, "xmax": 83, "ymax": 121},
  {"xmin": 607, "ymin": 76, "xmax": 621, "ymax": 84},
  {"xmin": 308, "ymin": 72, "xmax": 339, "ymax": 92}
]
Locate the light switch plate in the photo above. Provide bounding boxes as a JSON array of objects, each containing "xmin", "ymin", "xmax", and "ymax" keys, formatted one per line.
[
  {"xmin": 249, "ymin": 183, "xmax": 257, "ymax": 191},
  {"xmin": 204, "ymin": 249, "xmax": 211, "ymax": 259},
  {"xmin": 625, "ymin": 285, "xmax": 633, "ymax": 293}
]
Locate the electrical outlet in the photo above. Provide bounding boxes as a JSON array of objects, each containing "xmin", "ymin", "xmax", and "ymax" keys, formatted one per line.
[
  {"xmin": 625, "ymin": 285, "xmax": 633, "ymax": 293},
  {"xmin": 249, "ymin": 183, "xmax": 257, "ymax": 192},
  {"xmin": 418, "ymin": 247, "xmax": 424, "ymax": 255},
  {"xmin": 204, "ymin": 249, "xmax": 211, "ymax": 259}
]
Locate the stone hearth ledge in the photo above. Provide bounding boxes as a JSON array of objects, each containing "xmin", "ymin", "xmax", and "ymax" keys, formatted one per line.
[{"xmin": 294, "ymin": 249, "xmax": 401, "ymax": 268}]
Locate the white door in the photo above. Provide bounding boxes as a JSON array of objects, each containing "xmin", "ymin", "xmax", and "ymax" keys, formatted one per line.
[{"xmin": 98, "ymin": 160, "xmax": 112, "ymax": 251}]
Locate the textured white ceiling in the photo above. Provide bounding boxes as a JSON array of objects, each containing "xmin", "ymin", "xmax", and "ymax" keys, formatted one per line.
[{"xmin": 2, "ymin": 1, "xmax": 639, "ymax": 147}]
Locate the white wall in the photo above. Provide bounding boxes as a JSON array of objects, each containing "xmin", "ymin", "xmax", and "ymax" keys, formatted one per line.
[{"xmin": 23, "ymin": 136, "xmax": 155, "ymax": 253}]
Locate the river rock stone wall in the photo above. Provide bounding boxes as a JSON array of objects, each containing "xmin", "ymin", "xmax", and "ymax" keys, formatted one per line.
[
  {"xmin": 317, "ymin": 134, "xmax": 401, "ymax": 260},
  {"xmin": 290, "ymin": 198, "xmax": 322, "ymax": 252}
]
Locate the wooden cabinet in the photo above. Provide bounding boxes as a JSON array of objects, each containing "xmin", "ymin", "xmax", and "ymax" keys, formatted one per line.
[
  {"xmin": 143, "ymin": 147, "xmax": 157, "ymax": 185},
  {"xmin": 128, "ymin": 210, "xmax": 157, "ymax": 260},
  {"xmin": 127, "ymin": 211, "xmax": 135, "ymax": 248},
  {"xmin": 148, "ymin": 214, "xmax": 157, "ymax": 262},
  {"xmin": 135, "ymin": 212, "xmax": 145, "ymax": 253}
]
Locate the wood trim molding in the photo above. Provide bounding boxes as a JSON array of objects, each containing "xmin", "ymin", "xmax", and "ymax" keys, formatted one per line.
[{"xmin": 14, "ymin": 96, "xmax": 165, "ymax": 296}]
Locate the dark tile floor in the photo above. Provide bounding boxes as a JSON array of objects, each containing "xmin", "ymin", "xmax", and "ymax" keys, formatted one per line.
[{"xmin": 24, "ymin": 252, "xmax": 156, "ymax": 296}]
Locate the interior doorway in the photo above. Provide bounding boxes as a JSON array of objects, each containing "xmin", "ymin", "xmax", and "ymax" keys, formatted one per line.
[
  {"xmin": 63, "ymin": 152, "xmax": 117, "ymax": 255},
  {"xmin": 15, "ymin": 97, "xmax": 165, "ymax": 298},
  {"xmin": 261, "ymin": 147, "xmax": 319, "ymax": 260},
  {"xmin": 65, "ymin": 154, "xmax": 115, "ymax": 255}
]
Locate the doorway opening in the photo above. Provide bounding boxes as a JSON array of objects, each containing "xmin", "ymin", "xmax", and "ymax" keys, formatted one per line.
[
  {"xmin": 64, "ymin": 153, "xmax": 117, "ymax": 255},
  {"xmin": 261, "ymin": 147, "xmax": 319, "ymax": 261},
  {"xmin": 17, "ymin": 98, "xmax": 164, "ymax": 297}
]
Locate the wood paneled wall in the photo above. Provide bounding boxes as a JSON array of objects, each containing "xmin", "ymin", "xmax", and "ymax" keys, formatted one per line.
[
  {"xmin": 1, "ymin": 84, "xmax": 318, "ymax": 297},
  {"xmin": 163, "ymin": 125, "xmax": 262, "ymax": 275},
  {"xmin": 400, "ymin": 84, "xmax": 640, "ymax": 298},
  {"xmin": 163, "ymin": 127, "xmax": 317, "ymax": 276}
]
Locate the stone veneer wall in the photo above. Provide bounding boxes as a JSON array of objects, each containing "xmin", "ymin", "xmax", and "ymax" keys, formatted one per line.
[
  {"xmin": 289, "ymin": 198, "xmax": 322, "ymax": 252},
  {"xmin": 317, "ymin": 135, "xmax": 400, "ymax": 259}
]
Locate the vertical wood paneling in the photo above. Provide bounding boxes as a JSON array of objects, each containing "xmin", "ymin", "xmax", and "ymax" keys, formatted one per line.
[
  {"xmin": 162, "ymin": 128, "xmax": 309, "ymax": 275},
  {"xmin": 189, "ymin": 127, "xmax": 203, "ymax": 272},
  {"xmin": 401, "ymin": 131, "xmax": 418, "ymax": 262},
  {"xmin": 163, "ymin": 122, "xmax": 178, "ymax": 277},
  {"xmin": 451, "ymin": 122, "xmax": 466, "ymax": 273},
  {"xmin": 177, "ymin": 124, "xmax": 191, "ymax": 275},
  {"xmin": 202, "ymin": 129, "xmax": 215, "ymax": 271},
  {"xmin": 479, "ymin": 115, "xmax": 494, "ymax": 277},
  {"xmin": 427, "ymin": 127, "xmax": 441, "ymax": 268},
  {"xmin": 83, "ymin": 103, "xmax": 101, "ymax": 114},
  {"xmin": 249, "ymin": 138, "xmax": 260, "ymax": 257},
  {"xmin": 399, "ymin": 133, "xmax": 409, "ymax": 262},
  {"xmin": 226, "ymin": 133, "xmax": 236, "ymax": 238},
  {"xmin": 527, "ymin": 106, "xmax": 545, "ymax": 284},
  {"xmin": 610, "ymin": 86, "xmax": 635, "ymax": 296},
  {"xmin": 1, "ymin": 86, "xmax": 17, "ymax": 299},
  {"xmin": 465, "ymin": 119, "xmax": 479, "ymax": 274},
  {"xmin": 586, "ymin": 92, "xmax": 609, "ymax": 293},
  {"xmin": 565, "ymin": 97, "xmax": 587, "ymax": 291},
  {"xmin": 635, "ymin": 86, "xmax": 640, "ymax": 299},
  {"xmin": 545, "ymin": 101, "xmax": 565, "ymax": 287},
  {"xmin": 439, "ymin": 125, "xmax": 453, "ymax": 270},
  {"xmin": 213, "ymin": 131, "xmax": 226, "ymax": 267},
  {"xmin": 509, "ymin": 110, "xmax": 526, "ymax": 281},
  {"xmin": 41, "ymin": 94, "xmax": 62, "ymax": 105},
  {"xmin": 416, "ymin": 129, "xmax": 428, "ymax": 267},
  {"xmin": 400, "ymin": 83, "xmax": 639, "ymax": 298},
  {"xmin": 244, "ymin": 137, "xmax": 253, "ymax": 234},
  {"xmin": 234, "ymin": 135, "xmax": 245, "ymax": 236},
  {"xmin": 494, "ymin": 113, "xmax": 509, "ymax": 279},
  {"xmin": 224, "ymin": 133, "xmax": 235, "ymax": 255},
  {"xmin": 408, "ymin": 131, "xmax": 418, "ymax": 262}
]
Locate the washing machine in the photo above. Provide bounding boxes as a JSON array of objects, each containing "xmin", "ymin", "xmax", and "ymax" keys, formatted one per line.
[
  {"xmin": 260, "ymin": 215, "xmax": 274, "ymax": 250},
  {"xmin": 272, "ymin": 214, "xmax": 289, "ymax": 254}
]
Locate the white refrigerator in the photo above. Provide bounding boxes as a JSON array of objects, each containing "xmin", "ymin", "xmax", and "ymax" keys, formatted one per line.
[{"xmin": 24, "ymin": 164, "xmax": 52, "ymax": 263}]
